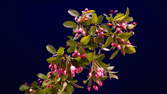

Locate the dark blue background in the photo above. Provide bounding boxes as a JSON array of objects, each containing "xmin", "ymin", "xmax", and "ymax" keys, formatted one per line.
[{"xmin": 0, "ymin": 0, "xmax": 166, "ymax": 94}]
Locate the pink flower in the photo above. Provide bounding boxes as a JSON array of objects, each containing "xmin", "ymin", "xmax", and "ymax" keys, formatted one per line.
[
  {"xmin": 97, "ymin": 80, "xmax": 103, "ymax": 87},
  {"xmin": 72, "ymin": 50, "xmax": 80, "ymax": 57},
  {"xmin": 93, "ymin": 85, "xmax": 99, "ymax": 91},
  {"xmin": 87, "ymin": 87, "xmax": 91, "ymax": 92},
  {"xmin": 29, "ymin": 88, "xmax": 33, "ymax": 92},
  {"xmin": 111, "ymin": 43, "xmax": 121, "ymax": 50},
  {"xmin": 70, "ymin": 65, "xmax": 76, "ymax": 77},
  {"xmin": 76, "ymin": 67, "xmax": 83, "ymax": 73},
  {"xmin": 63, "ymin": 70, "xmax": 67, "ymax": 76},
  {"xmin": 89, "ymin": 72, "xmax": 92, "ymax": 77},
  {"xmin": 95, "ymin": 67, "xmax": 105, "ymax": 78}
]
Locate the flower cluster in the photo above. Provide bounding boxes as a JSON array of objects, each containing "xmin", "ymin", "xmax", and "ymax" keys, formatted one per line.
[{"xmin": 19, "ymin": 8, "xmax": 138, "ymax": 94}]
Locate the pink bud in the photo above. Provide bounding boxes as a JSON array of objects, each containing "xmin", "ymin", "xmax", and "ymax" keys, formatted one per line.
[
  {"xmin": 80, "ymin": 53, "xmax": 86, "ymax": 58},
  {"xmin": 114, "ymin": 10, "xmax": 118, "ymax": 13},
  {"xmin": 87, "ymin": 87, "xmax": 91, "ymax": 92},
  {"xmin": 77, "ymin": 52, "xmax": 81, "ymax": 56},
  {"xmin": 76, "ymin": 67, "xmax": 83, "ymax": 73},
  {"xmin": 59, "ymin": 68, "xmax": 64, "ymax": 73},
  {"xmin": 63, "ymin": 70, "xmax": 67, "ymax": 75},
  {"xmin": 74, "ymin": 33, "xmax": 79, "ymax": 37},
  {"xmin": 93, "ymin": 85, "xmax": 99, "ymax": 91},
  {"xmin": 84, "ymin": 8, "xmax": 89, "ymax": 11},
  {"xmin": 107, "ymin": 23, "xmax": 113, "ymax": 26},
  {"xmin": 95, "ymin": 74, "xmax": 99, "ymax": 78},
  {"xmin": 78, "ymin": 28, "xmax": 83, "ymax": 33},
  {"xmin": 89, "ymin": 72, "xmax": 92, "ymax": 77},
  {"xmin": 70, "ymin": 65, "xmax": 76, "ymax": 72},
  {"xmin": 53, "ymin": 64, "xmax": 57, "ymax": 69},
  {"xmin": 100, "ymin": 27, "xmax": 104, "ymax": 31},
  {"xmin": 49, "ymin": 64, "xmax": 53, "ymax": 69},
  {"xmin": 29, "ymin": 88, "xmax": 33, "ymax": 92},
  {"xmin": 96, "ymin": 29, "xmax": 99, "ymax": 33},
  {"xmin": 97, "ymin": 80, "xmax": 103, "ymax": 87},
  {"xmin": 117, "ymin": 45, "xmax": 121, "ymax": 50},
  {"xmin": 82, "ymin": 31, "xmax": 86, "ymax": 36},
  {"xmin": 111, "ymin": 43, "xmax": 118, "ymax": 47}
]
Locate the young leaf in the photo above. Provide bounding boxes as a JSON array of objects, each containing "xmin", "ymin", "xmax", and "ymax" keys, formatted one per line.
[
  {"xmin": 92, "ymin": 13, "xmax": 98, "ymax": 24},
  {"xmin": 97, "ymin": 61, "xmax": 109, "ymax": 69},
  {"xmin": 102, "ymin": 36, "xmax": 113, "ymax": 48},
  {"xmin": 118, "ymin": 32, "xmax": 133, "ymax": 39},
  {"xmin": 19, "ymin": 84, "xmax": 29, "ymax": 91},
  {"xmin": 114, "ymin": 13, "xmax": 124, "ymax": 20},
  {"xmin": 80, "ymin": 35, "xmax": 91, "ymax": 45},
  {"xmin": 46, "ymin": 44, "xmax": 57, "ymax": 54},
  {"xmin": 68, "ymin": 9, "xmax": 80, "ymax": 17},
  {"xmin": 86, "ymin": 53, "xmax": 95, "ymax": 62},
  {"xmin": 67, "ymin": 47, "xmax": 75, "ymax": 53},
  {"xmin": 96, "ymin": 54, "xmax": 105, "ymax": 61},
  {"xmin": 57, "ymin": 47, "xmax": 65, "ymax": 55},
  {"xmin": 65, "ymin": 84, "xmax": 74, "ymax": 94},
  {"xmin": 114, "ymin": 8, "xmax": 130, "ymax": 22},
  {"xmin": 46, "ymin": 56, "xmax": 62, "ymax": 63},
  {"xmin": 89, "ymin": 26, "xmax": 96, "ymax": 35},
  {"xmin": 37, "ymin": 73, "xmax": 47, "ymax": 80},
  {"xmin": 63, "ymin": 21, "xmax": 77, "ymax": 28},
  {"xmin": 124, "ymin": 45, "xmax": 136, "ymax": 54},
  {"xmin": 109, "ymin": 50, "xmax": 119, "ymax": 60},
  {"xmin": 97, "ymin": 15, "xmax": 104, "ymax": 24},
  {"xmin": 109, "ymin": 73, "xmax": 119, "ymax": 79},
  {"xmin": 100, "ymin": 24, "xmax": 111, "ymax": 32}
]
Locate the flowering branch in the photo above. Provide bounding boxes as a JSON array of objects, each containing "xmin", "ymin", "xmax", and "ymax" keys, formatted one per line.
[{"xmin": 19, "ymin": 8, "xmax": 137, "ymax": 94}]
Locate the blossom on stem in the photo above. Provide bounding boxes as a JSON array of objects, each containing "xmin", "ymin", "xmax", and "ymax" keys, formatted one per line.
[
  {"xmin": 93, "ymin": 85, "xmax": 99, "ymax": 91},
  {"xmin": 111, "ymin": 43, "xmax": 121, "ymax": 50},
  {"xmin": 95, "ymin": 67, "xmax": 105, "ymax": 78},
  {"xmin": 87, "ymin": 86, "xmax": 91, "ymax": 92},
  {"xmin": 70, "ymin": 65, "xmax": 76, "ymax": 77}
]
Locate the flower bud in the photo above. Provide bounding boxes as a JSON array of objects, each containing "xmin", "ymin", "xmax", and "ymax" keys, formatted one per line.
[
  {"xmin": 87, "ymin": 87, "xmax": 91, "ymax": 92},
  {"xmin": 97, "ymin": 80, "xmax": 103, "ymax": 87},
  {"xmin": 93, "ymin": 85, "xmax": 99, "ymax": 91}
]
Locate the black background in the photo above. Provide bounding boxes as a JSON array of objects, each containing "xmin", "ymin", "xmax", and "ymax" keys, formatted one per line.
[{"xmin": 0, "ymin": 0, "xmax": 166, "ymax": 94}]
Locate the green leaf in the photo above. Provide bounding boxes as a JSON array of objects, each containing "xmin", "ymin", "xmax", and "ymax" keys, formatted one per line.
[
  {"xmin": 97, "ymin": 61, "xmax": 109, "ymax": 69},
  {"xmin": 80, "ymin": 35, "xmax": 91, "ymax": 45},
  {"xmin": 67, "ymin": 47, "xmax": 75, "ymax": 53},
  {"xmin": 109, "ymin": 50, "xmax": 119, "ymax": 60},
  {"xmin": 89, "ymin": 26, "xmax": 96, "ymax": 35},
  {"xmin": 66, "ymin": 39, "xmax": 77, "ymax": 53},
  {"xmin": 86, "ymin": 53, "xmax": 95, "ymax": 62},
  {"xmin": 37, "ymin": 73, "xmax": 47, "ymax": 80},
  {"xmin": 114, "ymin": 8, "xmax": 130, "ymax": 22},
  {"xmin": 100, "ymin": 24, "xmax": 112, "ymax": 32},
  {"xmin": 104, "ymin": 14, "xmax": 113, "ymax": 22},
  {"xmin": 68, "ymin": 9, "xmax": 80, "ymax": 17},
  {"xmin": 46, "ymin": 44, "xmax": 57, "ymax": 54},
  {"xmin": 92, "ymin": 13, "xmax": 98, "ymax": 24},
  {"xmin": 124, "ymin": 45, "xmax": 136, "ymax": 54},
  {"xmin": 46, "ymin": 56, "xmax": 63, "ymax": 63},
  {"xmin": 118, "ymin": 32, "xmax": 133, "ymax": 39},
  {"xmin": 65, "ymin": 84, "xmax": 74, "ymax": 94},
  {"xmin": 19, "ymin": 84, "xmax": 29, "ymax": 91},
  {"xmin": 114, "ymin": 13, "xmax": 124, "ymax": 20},
  {"xmin": 94, "ymin": 37, "xmax": 104, "ymax": 44},
  {"xmin": 102, "ymin": 36, "xmax": 113, "ymax": 48},
  {"xmin": 66, "ymin": 40, "xmax": 77, "ymax": 47},
  {"xmin": 124, "ymin": 17, "xmax": 133, "ymax": 22},
  {"xmin": 63, "ymin": 21, "xmax": 77, "ymax": 28},
  {"xmin": 97, "ymin": 15, "xmax": 104, "ymax": 24},
  {"xmin": 96, "ymin": 54, "xmax": 105, "ymax": 61},
  {"xmin": 57, "ymin": 47, "xmax": 65, "ymax": 55}
]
